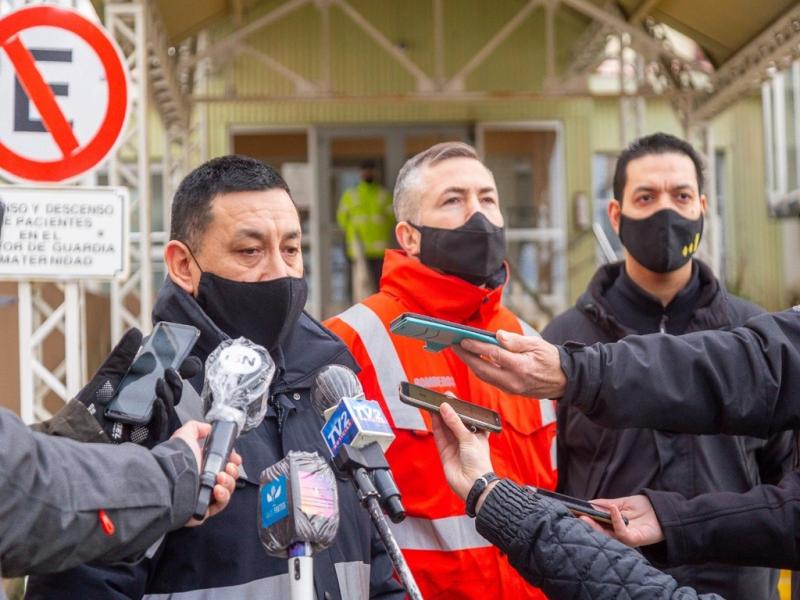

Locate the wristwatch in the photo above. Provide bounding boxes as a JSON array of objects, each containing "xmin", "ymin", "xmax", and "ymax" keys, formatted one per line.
[{"xmin": 465, "ymin": 472, "xmax": 499, "ymax": 517}]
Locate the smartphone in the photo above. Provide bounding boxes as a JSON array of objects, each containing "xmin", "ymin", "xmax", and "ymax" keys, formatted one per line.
[
  {"xmin": 390, "ymin": 312, "xmax": 500, "ymax": 352},
  {"xmin": 105, "ymin": 322, "xmax": 200, "ymax": 425},
  {"xmin": 398, "ymin": 381, "xmax": 502, "ymax": 433},
  {"xmin": 531, "ymin": 488, "xmax": 628, "ymax": 526}
]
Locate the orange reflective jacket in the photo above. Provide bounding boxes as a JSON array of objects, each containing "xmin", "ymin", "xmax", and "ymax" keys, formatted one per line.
[{"xmin": 325, "ymin": 250, "xmax": 557, "ymax": 600}]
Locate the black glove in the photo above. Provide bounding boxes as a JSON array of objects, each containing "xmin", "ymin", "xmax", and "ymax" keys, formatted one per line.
[{"xmin": 74, "ymin": 328, "xmax": 202, "ymax": 448}]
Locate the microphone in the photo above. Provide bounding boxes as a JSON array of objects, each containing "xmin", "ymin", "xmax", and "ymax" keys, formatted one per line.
[
  {"xmin": 311, "ymin": 367, "xmax": 424, "ymax": 600},
  {"xmin": 259, "ymin": 451, "xmax": 339, "ymax": 600},
  {"xmin": 193, "ymin": 337, "xmax": 275, "ymax": 520},
  {"xmin": 313, "ymin": 365, "xmax": 404, "ymax": 523}
]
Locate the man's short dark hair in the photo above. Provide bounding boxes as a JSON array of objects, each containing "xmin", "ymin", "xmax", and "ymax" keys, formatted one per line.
[
  {"xmin": 613, "ymin": 133, "xmax": 705, "ymax": 203},
  {"xmin": 170, "ymin": 155, "xmax": 291, "ymax": 250}
]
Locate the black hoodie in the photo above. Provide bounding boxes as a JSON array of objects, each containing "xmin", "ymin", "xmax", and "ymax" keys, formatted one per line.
[{"xmin": 542, "ymin": 260, "xmax": 793, "ymax": 600}]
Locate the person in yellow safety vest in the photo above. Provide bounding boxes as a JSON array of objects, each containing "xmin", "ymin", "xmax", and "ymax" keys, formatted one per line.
[{"xmin": 337, "ymin": 159, "xmax": 396, "ymax": 289}]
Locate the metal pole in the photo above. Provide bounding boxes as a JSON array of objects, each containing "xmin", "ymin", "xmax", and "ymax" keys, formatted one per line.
[
  {"xmin": 18, "ymin": 282, "xmax": 33, "ymax": 424},
  {"xmin": 352, "ymin": 468, "xmax": 424, "ymax": 600},
  {"xmin": 63, "ymin": 282, "xmax": 82, "ymax": 399}
]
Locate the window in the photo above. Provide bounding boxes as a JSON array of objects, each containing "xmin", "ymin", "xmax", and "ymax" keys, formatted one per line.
[{"xmin": 763, "ymin": 60, "xmax": 800, "ymax": 217}]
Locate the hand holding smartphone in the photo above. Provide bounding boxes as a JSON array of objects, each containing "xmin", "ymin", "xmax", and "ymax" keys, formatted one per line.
[
  {"xmin": 530, "ymin": 488, "xmax": 628, "ymax": 527},
  {"xmin": 104, "ymin": 322, "xmax": 200, "ymax": 425}
]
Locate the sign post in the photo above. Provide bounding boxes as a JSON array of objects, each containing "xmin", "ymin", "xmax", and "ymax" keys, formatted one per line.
[{"xmin": 0, "ymin": 5, "xmax": 131, "ymax": 422}]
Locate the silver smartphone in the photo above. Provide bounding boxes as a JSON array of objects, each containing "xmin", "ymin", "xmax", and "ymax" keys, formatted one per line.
[{"xmin": 398, "ymin": 381, "xmax": 502, "ymax": 433}]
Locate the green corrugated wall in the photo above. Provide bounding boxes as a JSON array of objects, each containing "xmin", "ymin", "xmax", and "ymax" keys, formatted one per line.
[{"xmin": 180, "ymin": 2, "xmax": 785, "ymax": 309}]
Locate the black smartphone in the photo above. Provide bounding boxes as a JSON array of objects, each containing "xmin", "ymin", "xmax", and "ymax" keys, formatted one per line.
[
  {"xmin": 105, "ymin": 322, "xmax": 200, "ymax": 425},
  {"xmin": 532, "ymin": 488, "xmax": 628, "ymax": 526},
  {"xmin": 398, "ymin": 381, "xmax": 502, "ymax": 433}
]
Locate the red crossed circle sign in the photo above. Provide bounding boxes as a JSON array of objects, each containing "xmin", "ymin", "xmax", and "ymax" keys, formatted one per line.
[{"xmin": 0, "ymin": 5, "xmax": 129, "ymax": 183}]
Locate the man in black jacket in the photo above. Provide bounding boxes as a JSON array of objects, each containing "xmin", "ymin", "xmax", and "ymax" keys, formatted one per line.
[
  {"xmin": 455, "ymin": 306, "xmax": 800, "ymax": 573},
  {"xmin": 26, "ymin": 156, "xmax": 403, "ymax": 600},
  {"xmin": 540, "ymin": 132, "xmax": 792, "ymax": 599}
]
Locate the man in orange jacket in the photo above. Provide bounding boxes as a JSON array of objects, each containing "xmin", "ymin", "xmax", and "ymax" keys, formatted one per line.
[{"xmin": 325, "ymin": 141, "xmax": 557, "ymax": 599}]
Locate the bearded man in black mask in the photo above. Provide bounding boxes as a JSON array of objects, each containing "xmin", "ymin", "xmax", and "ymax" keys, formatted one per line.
[
  {"xmin": 25, "ymin": 155, "xmax": 404, "ymax": 600},
  {"xmin": 541, "ymin": 132, "xmax": 792, "ymax": 600}
]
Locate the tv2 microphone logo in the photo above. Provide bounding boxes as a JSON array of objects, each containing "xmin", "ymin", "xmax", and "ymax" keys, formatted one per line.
[
  {"xmin": 324, "ymin": 409, "xmax": 354, "ymax": 453},
  {"xmin": 352, "ymin": 401, "xmax": 391, "ymax": 432}
]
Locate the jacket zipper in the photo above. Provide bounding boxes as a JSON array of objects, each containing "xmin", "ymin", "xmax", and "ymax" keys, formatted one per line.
[{"xmin": 659, "ymin": 314, "xmax": 668, "ymax": 333}]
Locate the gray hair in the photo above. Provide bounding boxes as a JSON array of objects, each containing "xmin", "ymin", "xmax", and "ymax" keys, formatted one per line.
[{"xmin": 393, "ymin": 142, "xmax": 482, "ymax": 222}]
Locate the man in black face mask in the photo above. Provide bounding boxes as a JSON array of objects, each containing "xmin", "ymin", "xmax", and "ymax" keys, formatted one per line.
[
  {"xmin": 325, "ymin": 142, "xmax": 558, "ymax": 600},
  {"xmin": 539, "ymin": 132, "xmax": 792, "ymax": 600},
  {"xmin": 26, "ymin": 155, "xmax": 404, "ymax": 600}
]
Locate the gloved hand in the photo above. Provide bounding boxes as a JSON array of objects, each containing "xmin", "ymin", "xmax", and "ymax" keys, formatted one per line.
[{"xmin": 74, "ymin": 327, "xmax": 202, "ymax": 448}]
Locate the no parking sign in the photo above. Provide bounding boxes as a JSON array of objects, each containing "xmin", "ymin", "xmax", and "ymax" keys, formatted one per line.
[{"xmin": 0, "ymin": 4, "xmax": 130, "ymax": 183}]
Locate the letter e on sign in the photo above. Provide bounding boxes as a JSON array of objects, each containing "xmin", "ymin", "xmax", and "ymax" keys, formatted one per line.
[{"xmin": 0, "ymin": 5, "xmax": 130, "ymax": 183}]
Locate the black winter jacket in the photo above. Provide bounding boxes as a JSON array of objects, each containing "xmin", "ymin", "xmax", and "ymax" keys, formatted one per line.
[
  {"xmin": 559, "ymin": 307, "xmax": 800, "ymax": 569},
  {"xmin": 475, "ymin": 479, "xmax": 723, "ymax": 599},
  {"xmin": 26, "ymin": 279, "xmax": 404, "ymax": 600},
  {"xmin": 542, "ymin": 261, "xmax": 792, "ymax": 600}
]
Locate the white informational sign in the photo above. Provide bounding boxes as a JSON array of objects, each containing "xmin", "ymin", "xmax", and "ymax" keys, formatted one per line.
[{"xmin": 0, "ymin": 186, "xmax": 128, "ymax": 280}]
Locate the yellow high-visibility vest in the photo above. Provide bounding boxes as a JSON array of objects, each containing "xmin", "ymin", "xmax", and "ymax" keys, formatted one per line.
[{"xmin": 337, "ymin": 181, "xmax": 395, "ymax": 259}]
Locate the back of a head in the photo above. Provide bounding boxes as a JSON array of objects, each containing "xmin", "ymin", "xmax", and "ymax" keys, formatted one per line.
[
  {"xmin": 393, "ymin": 141, "xmax": 482, "ymax": 222},
  {"xmin": 613, "ymin": 132, "xmax": 705, "ymax": 203},
  {"xmin": 170, "ymin": 155, "xmax": 291, "ymax": 251}
]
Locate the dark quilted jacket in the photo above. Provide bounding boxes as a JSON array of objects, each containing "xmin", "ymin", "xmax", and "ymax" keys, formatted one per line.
[{"xmin": 475, "ymin": 479, "xmax": 725, "ymax": 600}]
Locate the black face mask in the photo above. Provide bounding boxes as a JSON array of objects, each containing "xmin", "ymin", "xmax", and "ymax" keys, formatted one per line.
[
  {"xmin": 411, "ymin": 212, "xmax": 506, "ymax": 286},
  {"xmin": 195, "ymin": 271, "xmax": 308, "ymax": 352},
  {"xmin": 619, "ymin": 209, "xmax": 704, "ymax": 273}
]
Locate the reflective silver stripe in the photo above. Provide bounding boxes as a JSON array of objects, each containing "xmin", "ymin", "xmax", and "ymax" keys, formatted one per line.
[
  {"xmin": 550, "ymin": 435, "xmax": 558, "ymax": 470},
  {"xmin": 335, "ymin": 561, "xmax": 370, "ymax": 600},
  {"xmin": 390, "ymin": 515, "xmax": 491, "ymax": 552},
  {"xmin": 539, "ymin": 398, "xmax": 557, "ymax": 426},
  {"xmin": 337, "ymin": 303, "xmax": 426, "ymax": 431},
  {"xmin": 142, "ymin": 573, "xmax": 289, "ymax": 600},
  {"xmin": 516, "ymin": 316, "xmax": 541, "ymax": 338}
]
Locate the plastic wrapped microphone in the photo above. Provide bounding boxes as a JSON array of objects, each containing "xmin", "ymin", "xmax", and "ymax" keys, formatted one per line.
[
  {"xmin": 258, "ymin": 451, "xmax": 339, "ymax": 556},
  {"xmin": 193, "ymin": 337, "xmax": 275, "ymax": 520},
  {"xmin": 259, "ymin": 452, "xmax": 339, "ymax": 600}
]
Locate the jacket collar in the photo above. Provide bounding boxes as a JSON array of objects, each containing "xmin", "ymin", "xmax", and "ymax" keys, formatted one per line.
[
  {"xmin": 576, "ymin": 259, "xmax": 731, "ymax": 336},
  {"xmin": 379, "ymin": 249, "xmax": 507, "ymax": 323},
  {"xmin": 152, "ymin": 278, "xmax": 358, "ymax": 393}
]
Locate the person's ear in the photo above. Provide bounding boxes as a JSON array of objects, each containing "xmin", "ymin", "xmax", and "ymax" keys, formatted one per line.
[
  {"xmin": 608, "ymin": 199, "xmax": 622, "ymax": 235},
  {"xmin": 395, "ymin": 221, "xmax": 422, "ymax": 256},
  {"xmin": 699, "ymin": 194, "xmax": 708, "ymax": 216},
  {"xmin": 164, "ymin": 240, "xmax": 199, "ymax": 295}
]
